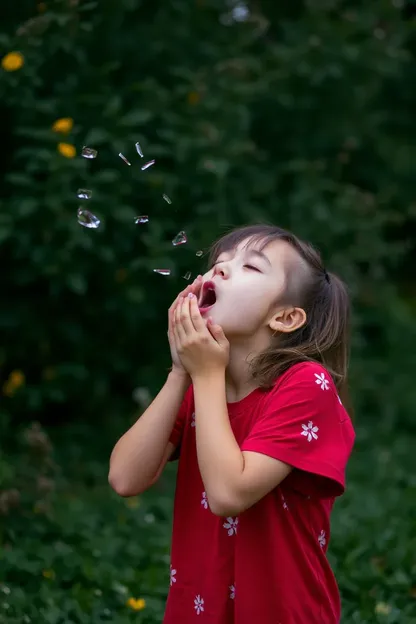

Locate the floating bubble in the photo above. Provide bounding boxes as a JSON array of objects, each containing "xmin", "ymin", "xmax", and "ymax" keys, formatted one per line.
[
  {"xmin": 163, "ymin": 194, "xmax": 172, "ymax": 204},
  {"xmin": 172, "ymin": 230, "xmax": 187, "ymax": 246},
  {"xmin": 135, "ymin": 142, "xmax": 144, "ymax": 157},
  {"xmin": 183, "ymin": 271, "xmax": 192, "ymax": 280},
  {"xmin": 77, "ymin": 188, "xmax": 92, "ymax": 200},
  {"xmin": 119, "ymin": 153, "xmax": 131, "ymax": 166},
  {"xmin": 141, "ymin": 160, "xmax": 155, "ymax": 171},
  {"xmin": 196, "ymin": 250, "xmax": 203, "ymax": 257},
  {"xmin": 81, "ymin": 146, "xmax": 98, "ymax": 159},
  {"xmin": 77, "ymin": 207, "xmax": 100, "ymax": 229},
  {"xmin": 153, "ymin": 269, "xmax": 171, "ymax": 276},
  {"xmin": 134, "ymin": 216, "xmax": 149, "ymax": 224}
]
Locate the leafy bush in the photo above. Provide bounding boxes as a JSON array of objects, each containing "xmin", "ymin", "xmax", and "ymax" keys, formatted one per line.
[
  {"xmin": 0, "ymin": 0, "xmax": 416, "ymax": 428},
  {"xmin": 1, "ymin": 423, "xmax": 415, "ymax": 623}
]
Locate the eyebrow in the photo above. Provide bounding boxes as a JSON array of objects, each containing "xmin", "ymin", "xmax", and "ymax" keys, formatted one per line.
[
  {"xmin": 246, "ymin": 249, "xmax": 272, "ymax": 267},
  {"xmin": 217, "ymin": 248, "xmax": 272, "ymax": 267}
]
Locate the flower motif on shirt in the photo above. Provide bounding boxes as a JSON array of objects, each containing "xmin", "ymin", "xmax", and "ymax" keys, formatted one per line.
[
  {"xmin": 315, "ymin": 372, "xmax": 329, "ymax": 390},
  {"xmin": 191, "ymin": 412, "xmax": 196, "ymax": 427},
  {"xmin": 170, "ymin": 565, "xmax": 177, "ymax": 586},
  {"xmin": 223, "ymin": 517, "xmax": 238, "ymax": 536},
  {"xmin": 229, "ymin": 585, "xmax": 235, "ymax": 600},
  {"xmin": 301, "ymin": 421, "xmax": 319, "ymax": 442},
  {"xmin": 318, "ymin": 530, "xmax": 326, "ymax": 548},
  {"xmin": 201, "ymin": 491, "xmax": 208, "ymax": 510},
  {"xmin": 194, "ymin": 595, "xmax": 204, "ymax": 615},
  {"xmin": 280, "ymin": 492, "xmax": 289, "ymax": 511}
]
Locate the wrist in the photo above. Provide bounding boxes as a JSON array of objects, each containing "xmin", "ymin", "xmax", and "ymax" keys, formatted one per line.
[
  {"xmin": 168, "ymin": 368, "xmax": 191, "ymax": 387},
  {"xmin": 192, "ymin": 368, "xmax": 226, "ymax": 388}
]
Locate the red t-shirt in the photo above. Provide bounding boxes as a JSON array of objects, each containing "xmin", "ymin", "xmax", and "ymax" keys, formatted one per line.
[{"xmin": 163, "ymin": 362, "xmax": 355, "ymax": 624}]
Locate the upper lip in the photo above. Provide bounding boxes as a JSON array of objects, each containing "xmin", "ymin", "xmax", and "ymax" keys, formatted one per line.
[{"xmin": 198, "ymin": 280, "xmax": 217, "ymax": 307}]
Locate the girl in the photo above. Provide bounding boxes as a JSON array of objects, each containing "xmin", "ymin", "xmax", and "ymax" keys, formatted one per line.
[{"xmin": 109, "ymin": 223, "xmax": 355, "ymax": 624}]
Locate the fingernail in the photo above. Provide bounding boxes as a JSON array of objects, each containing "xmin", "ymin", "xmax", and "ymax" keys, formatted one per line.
[{"xmin": 188, "ymin": 293, "xmax": 193, "ymax": 299}]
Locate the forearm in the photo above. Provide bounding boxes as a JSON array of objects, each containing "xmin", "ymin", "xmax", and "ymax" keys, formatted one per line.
[
  {"xmin": 109, "ymin": 371, "xmax": 190, "ymax": 495},
  {"xmin": 193, "ymin": 373, "xmax": 244, "ymax": 514}
]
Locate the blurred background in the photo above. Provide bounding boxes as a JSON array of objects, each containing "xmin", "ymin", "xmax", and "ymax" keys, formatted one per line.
[{"xmin": 1, "ymin": 0, "xmax": 416, "ymax": 622}]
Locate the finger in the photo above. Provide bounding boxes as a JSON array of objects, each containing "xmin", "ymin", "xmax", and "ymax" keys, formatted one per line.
[
  {"xmin": 178, "ymin": 295, "xmax": 196, "ymax": 336},
  {"xmin": 207, "ymin": 319, "xmax": 227, "ymax": 345},
  {"xmin": 169, "ymin": 276, "xmax": 202, "ymax": 320},
  {"xmin": 174, "ymin": 297, "xmax": 189, "ymax": 343},
  {"xmin": 177, "ymin": 293, "xmax": 195, "ymax": 337},
  {"xmin": 188, "ymin": 294, "xmax": 207, "ymax": 332}
]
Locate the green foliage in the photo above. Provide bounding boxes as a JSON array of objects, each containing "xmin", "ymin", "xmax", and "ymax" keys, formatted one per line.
[
  {"xmin": 1, "ymin": 424, "xmax": 415, "ymax": 623},
  {"xmin": 0, "ymin": 0, "xmax": 415, "ymax": 426}
]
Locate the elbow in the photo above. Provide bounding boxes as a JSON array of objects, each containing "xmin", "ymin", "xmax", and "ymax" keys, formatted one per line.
[
  {"xmin": 207, "ymin": 492, "xmax": 243, "ymax": 517},
  {"xmin": 108, "ymin": 470, "xmax": 142, "ymax": 498}
]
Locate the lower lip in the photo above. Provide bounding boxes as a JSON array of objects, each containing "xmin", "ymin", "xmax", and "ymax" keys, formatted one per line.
[{"xmin": 199, "ymin": 304, "xmax": 214, "ymax": 315}]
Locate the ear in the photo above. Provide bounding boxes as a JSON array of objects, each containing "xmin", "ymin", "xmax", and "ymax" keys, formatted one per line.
[{"xmin": 268, "ymin": 307, "xmax": 306, "ymax": 334}]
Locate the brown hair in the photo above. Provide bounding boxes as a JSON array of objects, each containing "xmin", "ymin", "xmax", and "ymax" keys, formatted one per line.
[{"xmin": 208, "ymin": 224, "xmax": 351, "ymax": 409}]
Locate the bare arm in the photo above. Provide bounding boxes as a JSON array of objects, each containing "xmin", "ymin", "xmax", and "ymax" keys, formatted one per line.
[{"xmin": 108, "ymin": 370, "xmax": 190, "ymax": 497}]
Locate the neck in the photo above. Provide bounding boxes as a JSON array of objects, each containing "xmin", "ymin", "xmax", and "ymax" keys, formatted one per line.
[{"xmin": 224, "ymin": 332, "xmax": 271, "ymax": 402}]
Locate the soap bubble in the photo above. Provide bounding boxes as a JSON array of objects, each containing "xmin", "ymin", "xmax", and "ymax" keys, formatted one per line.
[
  {"xmin": 77, "ymin": 208, "xmax": 100, "ymax": 229},
  {"xmin": 134, "ymin": 216, "xmax": 149, "ymax": 224},
  {"xmin": 183, "ymin": 271, "xmax": 192, "ymax": 280},
  {"xmin": 196, "ymin": 250, "xmax": 203, "ymax": 257},
  {"xmin": 81, "ymin": 146, "xmax": 98, "ymax": 159},
  {"xmin": 172, "ymin": 231, "xmax": 187, "ymax": 246},
  {"xmin": 135, "ymin": 142, "xmax": 144, "ymax": 157},
  {"xmin": 163, "ymin": 194, "xmax": 172, "ymax": 204},
  {"xmin": 77, "ymin": 189, "xmax": 92, "ymax": 200},
  {"xmin": 119, "ymin": 153, "xmax": 131, "ymax": 166},
  {"xmin": 141, "ymin": 160, "xmax": 155, "ymax": 171},
  {"xmin": 153, "ymin": 269, "xmax": 171, "ymax": 276}
]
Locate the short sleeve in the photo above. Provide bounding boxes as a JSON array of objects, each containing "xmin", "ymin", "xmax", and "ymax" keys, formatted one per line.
[
  {"xmin": 168, "ymin": 385, "xmax": 193, "ymax": 461},
  {"xmin": 240, "ymin": 363, "xmax": 355, "ymax": 497}
]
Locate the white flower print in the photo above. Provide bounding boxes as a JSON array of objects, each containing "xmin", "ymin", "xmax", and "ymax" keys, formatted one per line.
[
  {"xmin": 229, "ymin": 585, "xmax": 235, "ymax": 600},
  {"xmin": 318, "ymin": 530, "xmax": 326, "ymax": 548},
  {"xmin": 194, "ymin": 595, "xmax": 204, "ymax": 615},
  {"xmin": 315, "ymin": 372, "xmax": 329, "ymax": 390},
  {"xmin": 191, "ymin": 412, "xmax": 196, "ymax": 427},
  {"xmin": 280, "ymin": 492, "xmax": 289, "ymax": 511},
  {"xmin": 337, "ymin": 394, "xmax": 342, "ymax": 405},
  {"xmin": 223, "ymin": 517, "xmax": 238, "ymax": 536},
  {"xmin": 201, "ymin": 491, "xmax": 208, "ymax": 510},
  {"xmin": 301, "ymin": 420, "xmax": 319, "ymax": 442},
  {"xmin": 170, "ymin": 565, "xmax": 177, "ymax": 586}
]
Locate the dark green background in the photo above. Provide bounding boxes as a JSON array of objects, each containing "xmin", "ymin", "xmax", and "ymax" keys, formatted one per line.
[{"xmin": 0, "ymin": 1, "xmax": 415, "ymax": 622}]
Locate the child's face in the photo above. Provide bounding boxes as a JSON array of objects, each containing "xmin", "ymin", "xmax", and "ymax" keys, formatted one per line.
[{"xmin": 200, "ymin": 237, "xmax": 301, "ymax": 340}]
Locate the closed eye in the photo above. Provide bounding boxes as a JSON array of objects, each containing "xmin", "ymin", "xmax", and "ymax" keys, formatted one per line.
[{"xmin": 244, "ymin": 264, "xmax": 261, "ymax": 272}]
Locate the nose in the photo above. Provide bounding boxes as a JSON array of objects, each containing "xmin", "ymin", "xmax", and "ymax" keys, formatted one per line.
[{"xmin": 213, "ymin": 262, "xmax": 229, "ymax": 279}]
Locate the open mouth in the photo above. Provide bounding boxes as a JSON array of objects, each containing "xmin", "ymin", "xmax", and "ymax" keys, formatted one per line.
[{"xmin": 198, "ymin": 281, "xmax": 217, "ymax": 312}]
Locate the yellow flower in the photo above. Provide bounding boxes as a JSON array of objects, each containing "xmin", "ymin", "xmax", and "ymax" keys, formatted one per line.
[
  {"xmin": 126, "ymin": 597, "xmax": 146, "ymax": 611},
  {"xmin": 42, "ymin": 569, "xmax": 55, "ymax": 580},
  {"xmin": 57, "ymin": 143, "xmax": 76, "ymax": 158},
  {"xmin": 3, "ymin": 370, "xmax": 25, "ymax": 397},
  {"xmin": 52, "ymin": 118, "xmax": 74, "ymax": 134},
  {"xmin": 1, "ymin": 52, "xmax": 24, "ymax": 72}
]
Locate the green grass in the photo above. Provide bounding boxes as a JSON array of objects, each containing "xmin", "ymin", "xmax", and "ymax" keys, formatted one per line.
[{"xmin": 1, "ymin": 425, "xmax": 415, "ymax": 623}]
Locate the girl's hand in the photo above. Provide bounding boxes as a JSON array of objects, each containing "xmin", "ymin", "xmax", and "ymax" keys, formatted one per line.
[
  {"xmin": 172, "ymin": 293, "xmax": 229, "ymax": 379},
  {"xmin": 168, "ymin": 276, "xmax": 203, "ymax": 378}
]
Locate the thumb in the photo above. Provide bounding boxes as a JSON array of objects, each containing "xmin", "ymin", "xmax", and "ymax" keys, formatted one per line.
[{"xmin": 207, "ymin": 318, "xmax": 227, "ymax": 345}]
